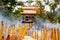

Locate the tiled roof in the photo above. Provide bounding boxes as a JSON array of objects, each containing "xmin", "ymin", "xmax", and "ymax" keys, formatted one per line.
[
  {"xmin": 21, "ymin": 6, "xmax": 39, "ymax": 14},
  {"xmin": 21, "ymin": 10, "xmax": 36, "ymax": 14}
]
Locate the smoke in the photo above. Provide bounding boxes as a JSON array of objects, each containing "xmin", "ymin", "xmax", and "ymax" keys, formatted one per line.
[
  {"xmin": 0, "ymin": 9, "xmax": 21, "ymax": 26},
  {"xmin": 33, "ymin": 17, "xmax": 60, "ymax": 30},
  {"xmin": 0, "ymin": 9, "xmax": 60, "ymax": 29}
]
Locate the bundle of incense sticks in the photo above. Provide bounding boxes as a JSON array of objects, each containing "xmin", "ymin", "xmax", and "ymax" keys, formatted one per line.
[
  {"xmin": 0, "ymin": 21, "xmax": 4, "ymax": 40},
  {"xmin": 0, "ymin": 21, "xmax": 29, "ymax": 40},
  {"xmin": 58, "ymin": 29, "xmax": 60, "ymax": 40},
  {"xmin": 51, "ymin": 28, "xmax": 56, "ymax": 40},
  {"xmin": 51, "ymin": 27, "xmax": 60, "ymax": 40},
  {"xmin": 0, "ymin": 21, "xmax": 60, "ymax": 40}
]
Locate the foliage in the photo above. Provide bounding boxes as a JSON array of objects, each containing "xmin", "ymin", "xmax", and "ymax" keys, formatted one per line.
[
  {"xmin": 13, "ymin": 8, "xmax": 23, "ymax": 20},
  {"xmin": 17, "ymin": 1, "xmax": 24, "ymax": 6},
  {"xmin": 36, "ymin": 1, "xmax": 44, "ymax": 14},
  {"xmin": 36, "ymin": 0, "xmax": 60, "ymax": 23},
  {"xmin": 38, "ymin": 11, "xmax": 60, "ymax": 23},
  {"xmin": 0, "ymin": 0, "xmax": 24, "ymax": 21},
  {"xmin": 0, "ymin": 0, "xmax": 2, "ymax": 3}
]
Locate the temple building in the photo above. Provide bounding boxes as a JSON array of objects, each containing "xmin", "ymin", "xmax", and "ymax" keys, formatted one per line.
[{"xmin": 20, "ymin": 6, "xmax": 39, "ymax": 23}]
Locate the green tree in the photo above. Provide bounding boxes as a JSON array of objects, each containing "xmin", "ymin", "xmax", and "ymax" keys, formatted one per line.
[
  {"xmin": 0, "ymin": 0, "xmax": 24, "ymax": 21},
  {"xmin": 36, "ymin": 0, "xmax": 60, "ymax": 23},
  {"xmin": 0, "ymin": 0, "xmax": 2, "ymax": 3}
]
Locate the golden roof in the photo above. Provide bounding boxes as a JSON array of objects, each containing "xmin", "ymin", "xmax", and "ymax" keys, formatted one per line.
[{"xmin": 21, "ymin": 6, "xmax": 40, "ymax": 14}]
